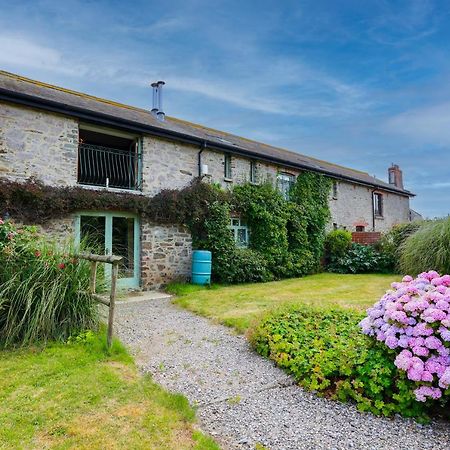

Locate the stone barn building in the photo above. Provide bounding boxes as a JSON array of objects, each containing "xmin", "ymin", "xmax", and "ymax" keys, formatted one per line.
[{"xmin": 0, "ymin": 71, "xmax": 416, "ymax": 289}]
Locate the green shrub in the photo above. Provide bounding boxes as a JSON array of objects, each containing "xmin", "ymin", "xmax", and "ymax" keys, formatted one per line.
[
  {"xmin": 219, "ymin": 248, "xmax": 272, "ymax": 284},
  {"xmin": 0, "ymin": 220, "xmax": 98, "ymax": 347},
  {"xmin": 400, "ymin": 217, "xmax": 450, "ymax": 275},
  {"xmin": 324, "ymin": 230, "xmax": 352, "ymax": 260},
  {"xmin": 249, "ymin": 306, "xmax": 430, "ymax": 418},
  {"xmin": 327, "ymin": 243, "xmax": 391, "ymax": 274},
  {"xmin": 376, "ymin": 222, "xmax": 423, "ymax": 272}
]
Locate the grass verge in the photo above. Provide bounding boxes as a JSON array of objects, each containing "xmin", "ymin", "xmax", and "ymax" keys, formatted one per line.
[
  {"xmin": 0, "ymin": 331, "xmax": 218, "ymax": 450},
  {"xmin": 169, "ymin": 273, "xmax": 398, "ymax": 333}
]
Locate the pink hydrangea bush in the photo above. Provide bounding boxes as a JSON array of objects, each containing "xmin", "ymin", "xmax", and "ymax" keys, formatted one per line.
[{"xmin": 360, "ymin": 271, "xmax": 450, "ymax": 402}]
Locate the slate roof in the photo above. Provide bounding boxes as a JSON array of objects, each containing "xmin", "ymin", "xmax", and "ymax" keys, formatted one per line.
[{"xmin": 0, "ymin": 70, "xmax": 413, "ymax": 196}]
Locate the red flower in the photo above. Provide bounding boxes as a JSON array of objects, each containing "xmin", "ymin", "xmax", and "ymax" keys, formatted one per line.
[
  {"xmin": 58, "ymin": 263, "xmax": 66, "ymax": 269},
  {"xmin": 34, "ymin": 251, "xmax": 41, "ymax": 257}
]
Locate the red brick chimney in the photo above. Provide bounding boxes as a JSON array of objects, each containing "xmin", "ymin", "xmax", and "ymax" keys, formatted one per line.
[{"xmin": 388, "ymin": 164, "xmax": 403, "ymax": 189}]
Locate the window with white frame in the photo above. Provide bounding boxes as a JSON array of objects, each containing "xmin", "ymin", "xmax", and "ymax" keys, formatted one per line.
[
  {"xmin": 229, "ymin": 217, "xmax": 249, "ymax": 248},
  {"xmin": 373, "ymin": 192, "xmax": 383, "ymax": 217},
  {"xmin": 224, "ymin": 153, "xmax": 232, "ymax": 179},
  {"xmin": 277, "ymin": 172, "xmax": 295, "ymax": 200},
  {"xmin": 250, "ymin": 160, "xmax": 257, "ymax": 183}
]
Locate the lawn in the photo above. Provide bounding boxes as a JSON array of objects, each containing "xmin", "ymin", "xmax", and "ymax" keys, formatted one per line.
[
  {"xmin": 170, "ymin": 273, "xmax": 399, "ymax": 333},
  {"xmin": 0, "ymin": 331, "xmax": 218, "ymax": 450}
]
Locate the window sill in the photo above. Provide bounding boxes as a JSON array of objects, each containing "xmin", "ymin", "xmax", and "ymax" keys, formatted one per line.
[
  {"xmin": 223, "ymin": 177, "xmax": 233, "ymax": 183},
  {"xmin": 76, "ymin": 183, "xmax": 144, "ymax": 196},
  {"xmin": 375, "ymin": 215, "xmax": 384, "ymax": 220}
]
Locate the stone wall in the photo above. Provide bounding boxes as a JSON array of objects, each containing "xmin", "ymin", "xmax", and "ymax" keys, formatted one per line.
[
  {"xmin": 140, "ymin": 220, "xmax": 192, "ymax": 289},
  {"xmin": 0, "ymin": 101, "xmax": 413, "ymax": 288},
  {"xmin": 0, "ymin": 103, "xmax": 78, "ymax": 185},
  {"xmin": 328, "ymin": 180, "xmax": 410, "ymax": 233}
]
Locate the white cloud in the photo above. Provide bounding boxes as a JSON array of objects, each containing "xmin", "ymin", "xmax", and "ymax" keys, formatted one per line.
[
  {"xmin": 0, "ymin": 34, "xmax": 87, "ymax": 77},
  {"xmin": 0, "ymin": 35, "xmax": 60, "ymax": 68},
  {"xmin": 385, "ymin": 102, "xmax": 450, "ymax": 146}
]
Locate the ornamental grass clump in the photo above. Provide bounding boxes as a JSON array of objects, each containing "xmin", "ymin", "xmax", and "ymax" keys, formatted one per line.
[
  {"xmin": 0, "ymin": 219, "xmax": 98, "ymax": 347},
  {"xmin": 360, "ymin": 271, "xmax": 450, "ymax": 403}
]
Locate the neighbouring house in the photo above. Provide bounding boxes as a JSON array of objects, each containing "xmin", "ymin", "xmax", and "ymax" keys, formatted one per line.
[{"xmin": 0, "ymin": 71, "xmax": 416, "ymax": 289}]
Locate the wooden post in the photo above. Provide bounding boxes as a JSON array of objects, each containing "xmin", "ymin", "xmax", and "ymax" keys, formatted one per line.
[
  {"xmin": 89, "ymin": 261, "xmax": 98, "ymax": 293},
  {"xmin": 77, "ymin": 253, "xmax": 122, "ymax": 351},
  {"xmin": 107, "ymin": 261, "xmax": 119, "ymax": 350}
]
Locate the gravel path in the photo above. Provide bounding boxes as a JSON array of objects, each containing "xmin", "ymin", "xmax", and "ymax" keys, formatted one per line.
[{"xmin": 115, "ymin": 297, "xmax": 450, "ymax": 450}]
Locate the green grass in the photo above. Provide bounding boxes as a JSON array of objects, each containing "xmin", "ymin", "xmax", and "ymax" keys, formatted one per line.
[
  {"xmin": 0, "ymin": 331, "xmax": 219, "ymax": 450},
  {"xmin": 170, "ymin": 273, "xmax": 399, "ymax": 333}
]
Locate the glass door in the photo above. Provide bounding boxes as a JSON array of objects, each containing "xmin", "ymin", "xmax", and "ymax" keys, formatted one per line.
[{"xmin": 75, "ymin": 212, "xmax": 140, "ymax": 289}]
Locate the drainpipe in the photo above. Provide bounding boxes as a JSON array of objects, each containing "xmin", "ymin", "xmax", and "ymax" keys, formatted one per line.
[
  {"xmin": 371, "ymin": 188, "xmax": 376, "ymax": 232},
  {"xmin": 198, "ymin": 141, "xmax": 206, "ymax": 177}
]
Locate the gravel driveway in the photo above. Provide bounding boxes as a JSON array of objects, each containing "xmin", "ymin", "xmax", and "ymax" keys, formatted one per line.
[{"xmin": 115, "ymin": 296, "xmax": 450, "ymax": 450}]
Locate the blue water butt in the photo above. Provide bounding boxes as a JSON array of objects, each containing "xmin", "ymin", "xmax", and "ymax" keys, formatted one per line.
[{"xmin": 192, "ymin": 250, "xmax": 212, "ymax": 285}]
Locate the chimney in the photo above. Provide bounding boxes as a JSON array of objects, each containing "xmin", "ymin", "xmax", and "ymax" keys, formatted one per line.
[
  {"xmin": 388, "ymin": 164, "xmax": 404, "ymax": 189},
  {"xmin": 151, "ymin": 81, "xmax": 165, "ymax": 121},
  {"xmin": 151, "ymin": 82, "xmax": 159, "ymax": 117}
]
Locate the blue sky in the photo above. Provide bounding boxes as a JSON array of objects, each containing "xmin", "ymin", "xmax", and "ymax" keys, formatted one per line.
[{"xmin": 0, "ymin": 0, "xmax": 449, "ymax": 217}]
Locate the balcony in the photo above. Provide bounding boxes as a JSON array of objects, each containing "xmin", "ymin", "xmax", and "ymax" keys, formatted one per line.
[{"xmin": 77, "ymin": 142, "xmax": 141, "ymax": 190}]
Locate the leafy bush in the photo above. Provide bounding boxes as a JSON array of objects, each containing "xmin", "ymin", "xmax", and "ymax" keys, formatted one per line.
[
  {"xmin": 376, "ymin": 222, "xmax": 423, "ymax": 272},
  {"xmin": 327, "ymin": 243, "xmax": 391, "ymax": 274},
  {"xmin": 400, "ymin": 218, "xmax": 450, "ymax": 276},
  {"xmin": 324, "ymin": 230, "xmax": 352, "ymax": 260},
  {"xmin": 0, "ymin": 220, "xmax": 98, "ymax": 347},
  {"xmin": 250, "ymin": 305, "xmax": 438, "ymax": 418},
  {"xmin": 222, "ymin": 248, "xmax": 272, "ymax": 284},
  {"xmin": 360, "ymin": 271, "xmax": 450, "ymax": 403},
  {"xmin": 2, "ymin": 176, "xmax": 331, "ymax": 285}
]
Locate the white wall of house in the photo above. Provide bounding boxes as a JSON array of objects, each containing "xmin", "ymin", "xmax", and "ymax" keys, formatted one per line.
[{"xmin": 328, "ymin": 180, "xmax": 410, "ymax": 232}]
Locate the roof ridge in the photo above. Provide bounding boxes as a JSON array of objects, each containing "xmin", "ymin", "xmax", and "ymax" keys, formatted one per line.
[
  {"xmin": 0, "ymin": 70, "xmax": 150, "ymax": 114},
  {"xmin": 0, "ymin": 69, "xmax": 407, "ymax": 193}
]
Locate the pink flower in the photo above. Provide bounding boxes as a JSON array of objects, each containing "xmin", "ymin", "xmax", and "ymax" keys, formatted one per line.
[
  {"xmin": 402, "ymin": 275, "xmax": 413, "ymax": 283},
  {"xmin": 58, "ymin": 263, "xmax": 65, "ymax": 269},
  {"xmin": 438, "ymin": 367, "xmax": 450, "ymax": 389},
  {"xmin": 421, "ymin": 370, "xmax": 433, "ymax": 382},
  {"xmin": 412, "ymin": 346, "xmax": 429, "ymax": 357},
  {"xmin": 385, "ymin": 336, "xmax": 399, "ymax": 349},
  {"xmin": 395, "ymin": 350, "xmax": 413, "ymax": 370},
  {"xmin": 424, "ymin": 336, "xmax": 442, "ymax": 350}
]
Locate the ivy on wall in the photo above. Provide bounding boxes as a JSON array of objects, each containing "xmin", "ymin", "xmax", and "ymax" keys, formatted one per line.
[{"xmin": 0, "ymin": 174, "xmax": 331, "ymax": 283}]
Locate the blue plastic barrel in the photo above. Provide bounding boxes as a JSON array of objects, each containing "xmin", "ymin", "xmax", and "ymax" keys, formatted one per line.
[{"xmin": 192, "ymin": 250, "xmax": 212, "ymax": 285}]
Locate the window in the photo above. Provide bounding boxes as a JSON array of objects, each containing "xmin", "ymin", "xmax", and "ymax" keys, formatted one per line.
[
  {"xmin": 250, "ymin": 161, "xmax": 257, "ymax": 183},
  {"xmin": 333, "ymin": 223, "xmax": 338, "ymax": 230},
  {"xmin": 277, "ymin": 173, "xmax": 295, "ymax": 200},
  {"xmin": 373, "ymin": 193, "xmax": 383, "ymax": 217},
  {"xmin": 78, "ymin": 126, "xmax": 141, "ymax": 190},
  {"xmin": 224, "ymin": 154, "xmax": 232, "ymax": 179},
  {"xmin": 229, "ymin": 217, "xmax": 249, "ymax": 248},
  {"xmin": 332, "ymin": 181, "xmax": 338, "ymax": 199},
  {"xmin": 356, "ymin": 225, "xmax": 365, "ymax": 232}
]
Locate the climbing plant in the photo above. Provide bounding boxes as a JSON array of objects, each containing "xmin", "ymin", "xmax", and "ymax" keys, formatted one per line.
[{"xmin": 0, "ymin": 174, "xmax": 331, "ymax": 283}]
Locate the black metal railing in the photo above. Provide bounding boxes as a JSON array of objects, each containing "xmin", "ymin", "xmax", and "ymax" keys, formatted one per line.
[{"xmin": 78, "ymin": 143, "xmax": 141, "ymax": 190}]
